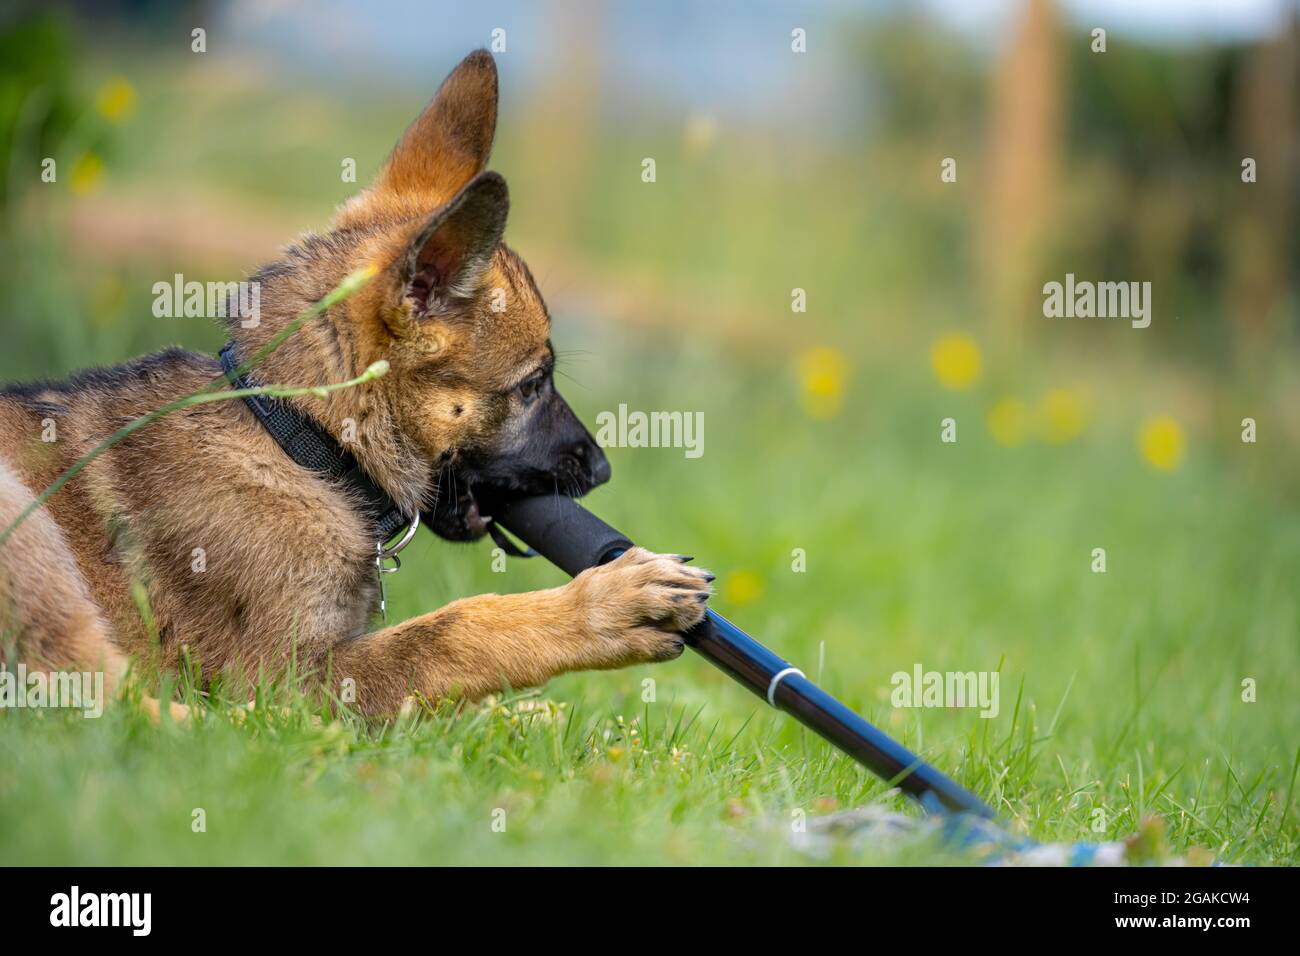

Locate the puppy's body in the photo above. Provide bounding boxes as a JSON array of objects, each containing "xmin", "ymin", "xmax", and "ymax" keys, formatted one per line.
[{"xmin": 0, "ymin": 51, "xmax": 710, "ymax": 715}]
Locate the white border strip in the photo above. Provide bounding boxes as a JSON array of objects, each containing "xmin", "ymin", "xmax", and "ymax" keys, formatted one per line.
[{"xmin": 766, "ymin": 666, "xmax": 805, "ymax": 706}]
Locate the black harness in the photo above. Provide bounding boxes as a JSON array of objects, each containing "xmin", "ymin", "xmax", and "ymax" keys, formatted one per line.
[{"xmin": 218, "ymin": 341, "xmax": 411, "ymax": 542}]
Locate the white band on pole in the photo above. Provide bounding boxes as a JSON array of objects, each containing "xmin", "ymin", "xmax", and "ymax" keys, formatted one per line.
[{"xmin": 766, "ymin": 667, "xmax": 805, "ymax": 706}]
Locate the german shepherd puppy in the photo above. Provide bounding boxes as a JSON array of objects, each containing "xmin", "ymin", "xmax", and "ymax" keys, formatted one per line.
[{"xmin": 0, "ymin": 50, "xmax": 711, "ymax": 717}]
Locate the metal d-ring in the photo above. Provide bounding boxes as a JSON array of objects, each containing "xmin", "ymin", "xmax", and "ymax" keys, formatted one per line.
[{"xmin": 377, "ymin": 512, "xmax": 420, "ymax": 565}]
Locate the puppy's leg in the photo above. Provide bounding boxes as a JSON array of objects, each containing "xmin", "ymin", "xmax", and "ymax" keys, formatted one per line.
[
  {"xmin": 0, "ymin": 461, "xmax": 126, "ymax": 684},
  {"xmin": 0, "ymin": 461, "xmax": 185, "ymax": 722},
  {"xmin": 327, "ymin": 548, "xmax": 712, "ymax": 716}
]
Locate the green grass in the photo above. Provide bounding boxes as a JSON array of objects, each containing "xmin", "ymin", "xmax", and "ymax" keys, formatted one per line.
[
  {"xmin": 1, "ymin": 332, "xmax": 1296, "ymax": 865},
  {"xmin": 1, "ymin": 48, "xmax": 1297, "ymax": 867}
]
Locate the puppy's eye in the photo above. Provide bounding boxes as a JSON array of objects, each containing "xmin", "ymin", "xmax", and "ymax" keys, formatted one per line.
[{"xmin": 516, "ymin": 372, "xmax": 545, "ymax": 405}]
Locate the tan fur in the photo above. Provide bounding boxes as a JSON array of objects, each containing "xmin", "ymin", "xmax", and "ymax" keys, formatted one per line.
[{"xmin": 0, "ymin": 51, "xmax": 710, "ymax": 717}]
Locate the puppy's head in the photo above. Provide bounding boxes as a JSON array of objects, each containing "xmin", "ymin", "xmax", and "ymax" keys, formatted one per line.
[{"xmin": 325, "ymin": 51, "xmax": 608, "ymax": 539}]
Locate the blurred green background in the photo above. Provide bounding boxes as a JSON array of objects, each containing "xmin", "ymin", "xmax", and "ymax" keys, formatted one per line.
[{"xmin": 0, "ymin": 0, "xmax": 1297, "ymax": 864}]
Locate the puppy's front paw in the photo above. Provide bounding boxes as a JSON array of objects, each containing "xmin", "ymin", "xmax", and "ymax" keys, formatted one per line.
[{"xmin": 571, "ymin": 547, "xmax": 714, "ymax": 666}]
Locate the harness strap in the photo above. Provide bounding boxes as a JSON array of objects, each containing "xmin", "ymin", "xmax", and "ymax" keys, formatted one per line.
[{"xmin": 218, "ymin": 342, "xmax": 410, "ymax": 544}]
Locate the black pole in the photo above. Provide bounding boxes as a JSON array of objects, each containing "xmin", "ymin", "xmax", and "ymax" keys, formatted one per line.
[{"xmin": 488, "ymin": 494, "xmax": 994, "ymax": 819}]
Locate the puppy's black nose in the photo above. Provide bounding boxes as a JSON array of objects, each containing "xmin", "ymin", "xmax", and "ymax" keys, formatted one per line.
[
  {"xmin": 571, "ymin": 441, "xmax": 610, "ymax": 487},
  {"xmin": 590, "ymin": 447, "xmax": 611, "ymax": 485}
]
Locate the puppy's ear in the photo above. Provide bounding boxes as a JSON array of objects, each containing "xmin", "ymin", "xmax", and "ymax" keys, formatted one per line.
[
  {"xmin": 400, "ymin": 172, "xmax": 508, "ymax": 318},
  {"xmin": 379, "ymin": 49, "xmax": 498, "ymax": 203}
]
